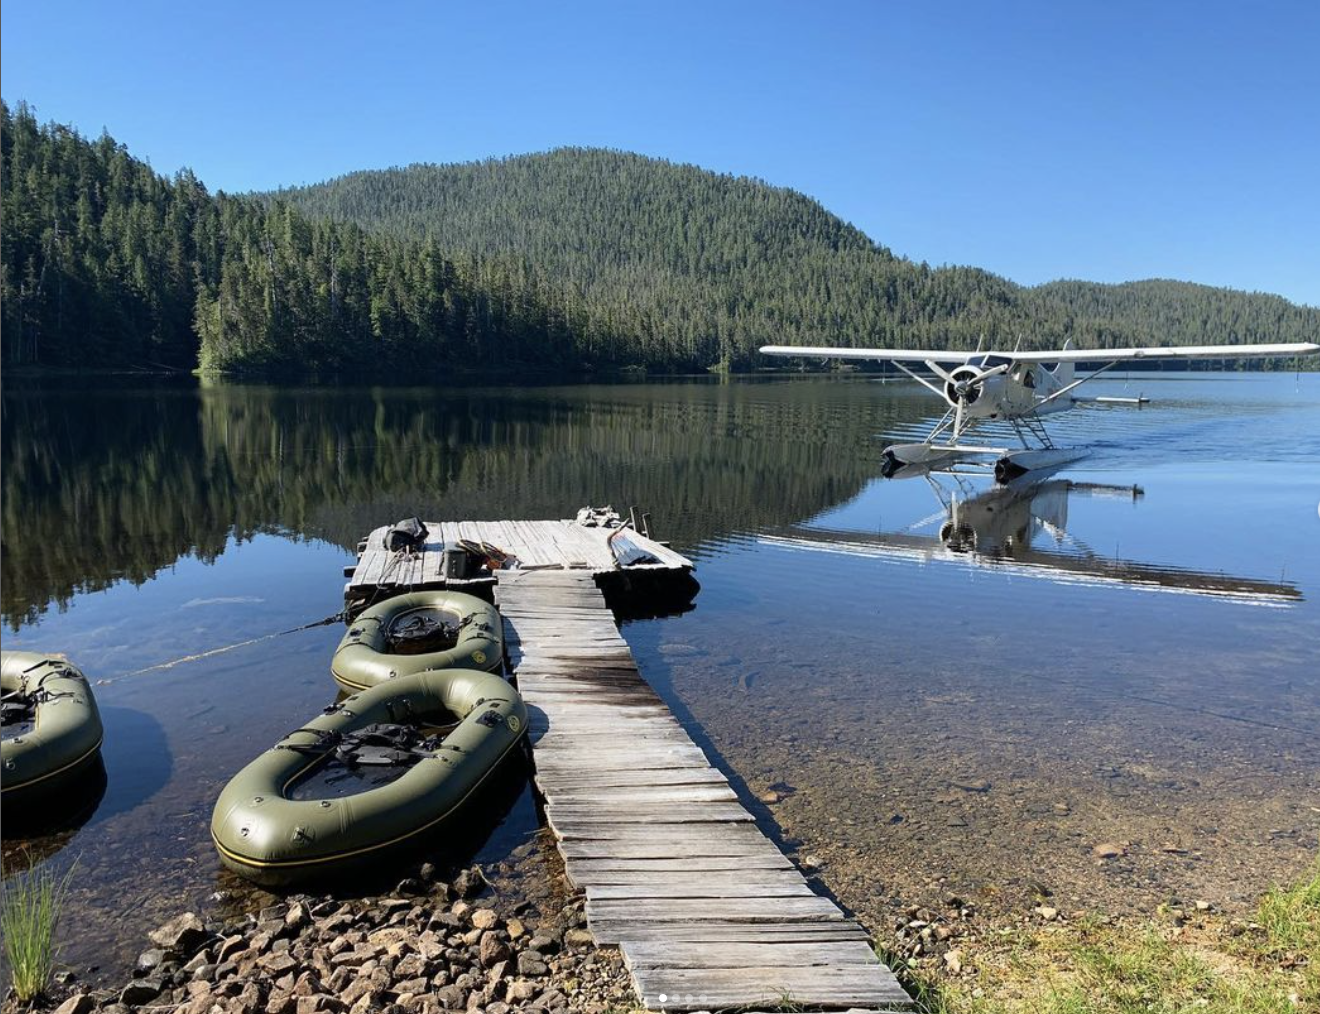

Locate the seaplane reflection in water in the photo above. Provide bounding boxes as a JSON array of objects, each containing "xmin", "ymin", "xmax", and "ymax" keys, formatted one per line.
[{"xmin": 761, "ymin": 468, "xmax": 1303, "ymax": 607}]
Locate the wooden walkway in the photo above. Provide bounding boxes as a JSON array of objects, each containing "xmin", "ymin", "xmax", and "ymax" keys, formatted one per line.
[
  {"xmin": 499, "ymin": 570, "xmax": 910, "ymax": 1012},
  {"xmin": 346, "ymin": 519, "xmax": 692, "ymax": 597}
]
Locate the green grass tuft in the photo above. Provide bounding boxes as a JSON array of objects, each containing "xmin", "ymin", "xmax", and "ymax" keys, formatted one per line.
[
  {"xmin": 1252, "ymin": 857, "xmax": 1319, "ymax": 1007},
  {"xmin": 1, "ymin": 860, "xmax": 77, "ymax": 1003},
  {"xmin": 1256, "ymin": 858, "xmax": 1320, "ymax": 961},
  {"xmin": 869, "ymin": 859, "xmax": 1319, "ymax": 1014},
  {"xmin": 1043, "ymin": 928, "xmax": 1295, "ymax": 1014}
]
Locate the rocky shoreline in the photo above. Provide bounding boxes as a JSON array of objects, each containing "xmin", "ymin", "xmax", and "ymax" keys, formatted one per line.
[{"xmin": 15, "ymin": 866, "xmax": 636, "ymax": 1014}]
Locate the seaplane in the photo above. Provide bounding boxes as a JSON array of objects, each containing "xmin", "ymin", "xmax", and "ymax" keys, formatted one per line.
[{"xmin": 760, "ymin": 340, "xmax": 1320, "ymax": 480}]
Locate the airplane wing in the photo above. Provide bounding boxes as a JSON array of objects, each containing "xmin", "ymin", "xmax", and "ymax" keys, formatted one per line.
[
  {"xmin": 1006, "ymin": 342, "xmax": 1320, "ymax": 363},
  {"xmin": 760, "ymin": 345, "xmax": 981, "ymax": 363},
  {"xmin": 760, "ymin": 342, "xmax": 1320, "ymax": 363}
]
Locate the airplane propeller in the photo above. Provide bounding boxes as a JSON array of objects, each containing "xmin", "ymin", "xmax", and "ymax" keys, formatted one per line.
[{"xmin": 935, "ymin": 362, "xmax": 1011, "ymax": 439}]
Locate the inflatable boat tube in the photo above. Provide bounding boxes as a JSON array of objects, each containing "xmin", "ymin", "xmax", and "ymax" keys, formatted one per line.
[
  {"xmin": 332, "ymin": 591, "xmax": 503, "ymax": 693},
  {"xmin": 211, "ymin": 668, "xmax": 527, "ymax": 886},
  {"xmin": 1, "ymin": 651, "xmax": 104, "ymax": 800}
]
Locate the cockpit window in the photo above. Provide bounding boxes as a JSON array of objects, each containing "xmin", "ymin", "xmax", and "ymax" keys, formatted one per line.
[{"xmin": 969, "ymin": 355, "xmax": 1012, "ymax": 368}]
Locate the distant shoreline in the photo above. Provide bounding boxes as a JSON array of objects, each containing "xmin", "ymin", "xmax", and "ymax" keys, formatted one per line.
[{"xmin": 3, "ymin": 360, "xmax": 1315, "ymax": 383}]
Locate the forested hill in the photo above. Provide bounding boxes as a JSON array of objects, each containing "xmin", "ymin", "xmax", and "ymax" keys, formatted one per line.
[
  {"xmin": 3, "ymin": 101, "xmax": 614, "ymax": 373},
  {"xmin": 275, "ymin": 151, "xmax": 1320, "ymax": 365},
  {"xmin": 3, "ymin": 100, "xmax": 1316, "ymax": 374}
]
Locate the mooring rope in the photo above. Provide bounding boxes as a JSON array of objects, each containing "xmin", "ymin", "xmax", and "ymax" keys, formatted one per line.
[
  {"xmin": 96, "ymin": 613, "xmax": 344, "ymax": 686},
  {"xmin": 95, "ymin": 539, "xmax": 425, "ymax": 686}
]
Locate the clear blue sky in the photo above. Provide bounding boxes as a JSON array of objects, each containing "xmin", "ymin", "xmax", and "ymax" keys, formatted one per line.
[{"xmin": 3, "ymin": 1, "xmax": 1317, "ymax": 305}]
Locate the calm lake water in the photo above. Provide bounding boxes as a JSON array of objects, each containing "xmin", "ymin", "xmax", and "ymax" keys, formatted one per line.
[{"xmin": 3, "ymin": 372, "xmax": 1318, "ymax": 978}]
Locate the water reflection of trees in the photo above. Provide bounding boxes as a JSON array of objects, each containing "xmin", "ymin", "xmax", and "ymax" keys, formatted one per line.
[{"xmin": 3, "ymin": 378, "xmax": 907, "ymax": 628}]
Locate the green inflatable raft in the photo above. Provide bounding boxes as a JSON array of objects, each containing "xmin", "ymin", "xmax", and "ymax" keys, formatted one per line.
[
  {"xmin": 211, "ymin": 667, "xmax": 527, "ymax": 886},
  {"xmin": 1, "ymin": 651, "xmax": 104, "ymax": 800},
  {"xmin": 332, "ymin": 590, "xmax": 503, "ymax": 693}
]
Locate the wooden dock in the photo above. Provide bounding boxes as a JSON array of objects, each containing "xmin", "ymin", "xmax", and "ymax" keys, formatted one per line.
[
  {"xmin": 345, "ymin": 518, "xmax": 692, "ymax": 603},
  {"xmin": 499, "ymin": 569, "xmax": 910, "ymax": 1012}
]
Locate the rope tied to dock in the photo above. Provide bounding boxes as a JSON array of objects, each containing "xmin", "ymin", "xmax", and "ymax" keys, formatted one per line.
[{"xmin": 95, "ymin": 612, "xmax": 346, "ymax": 686}]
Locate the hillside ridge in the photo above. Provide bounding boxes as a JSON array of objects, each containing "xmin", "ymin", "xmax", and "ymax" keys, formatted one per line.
[{"xmin": 4, "ymin": 102, "xmax": 1315, "ymax": 373}]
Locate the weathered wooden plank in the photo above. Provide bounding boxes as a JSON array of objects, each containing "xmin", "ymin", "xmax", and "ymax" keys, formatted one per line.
[
  {"xmin": 547, "ymin": 814, "xmax": 767, "ymax": 834},
  {"xmin": 559, "ymin": 845, "xmax": 790, "ymax": 865},
  {"xmin": 555, "ymin": 826, "xmax": 777, "ymax": 845},
  {"xmin": 521, "ymin": 671, "xmax": 645, "ymax": 684},
  {"xmin": 627, "ymin": 967, "xmax": 910, "ymax": 1000},
  {"xmin": 547, "ymin": 806, "xmax": 754, "ymax": 825},
  {"xmin": 535, "ymin": 764, "xmax": 719, "ymax": 781},
  {"xmin": 556, "ymin": 831, "xmax": 783, "ymax": 850},
  {"xmin": 532, "ymin": 747, "xmax": 711, "ymax": 765},
  {"xmin": 543, "ymin": 785, "xmax": 739, "ymax": 805},
  {"xmin": 565, "ymin": 856, "xmax": 795, "ymax": 880},
  {"xmin": 589, "ymin": 921, "xmax": 872, "ymax": 944},
  {"xmin": 623, "ymin": 940, "xmax": 883, "ymax": 969},
  {"xmin": 512, "ymin": 624, "xmax": 621, "ymax": 633},
  {"xmin": 532, "ymin": 725, "xmax": 690, "ymax": 742},
  {"xmin": 630, "ymin": 968, "xmax": 905, "ymax": 988},
  {"xmin": 587, "ymin": 882, "xmax": 815, "ymax": 900},
  {"xmin": 534, "ymin": 731, "xmax": 698, "ymax": 749},
  {"xmin": 531, "ymin": 735, "xmax": 706, "ymax": 752},
  {"xmin": 529, "ymin": 711, "xmax": 683, "ymax": 725},
  {"xmin": 627, "ymin": 979, "xmax": 907, "ymax": 1012},
  {"xmin": 587, "ymin": 896, "xmax": 846, "ymax": 922},
  {"xmin": 518, "ymin": 685, "xmax": 661, "ymax": 701},
  {"xmin": 568, "ymin": 868, "xmax": 807, "ymax": 887},
  {"xmin": 535, "ymin": 767, "xmax": 730, "ymax": 790},
  {"xmin": 527, "ymin": 703, "xmax": 674, "ymax": 719},
  {"xmin": 529, "ymin": 711, "xmax": 676, "ymax": 725},
  {"xmin": 570, "ymin": 855, "xmax": 792, "ymax": 871}
]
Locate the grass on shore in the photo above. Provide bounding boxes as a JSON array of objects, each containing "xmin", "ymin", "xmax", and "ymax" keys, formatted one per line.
[
  {"xmin": 1, "ymin": 861, "xmax": 76, "ymax": 1004},
  {"xmin": 896, "ymin": 859, "xmax": 1318, "ymax": 1014}
]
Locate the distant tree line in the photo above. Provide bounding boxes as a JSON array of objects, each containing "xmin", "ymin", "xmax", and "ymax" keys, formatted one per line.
[
  {"xmin": 3, "ymin": 101, "xmax": 1316, "ymax": 374},
  {"xmin": 1, "ymin": 101, "xmax": 618, "ymax": 373}
]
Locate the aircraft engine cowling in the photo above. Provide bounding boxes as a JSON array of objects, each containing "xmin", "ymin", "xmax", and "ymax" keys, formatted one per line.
[
  {"xmin": 939, "ymin": 519, "xmax": 977, "ymax": 553},
  {"xmin": 942, "ymin": 366, "xmax": 1003, "ymax": 412}
]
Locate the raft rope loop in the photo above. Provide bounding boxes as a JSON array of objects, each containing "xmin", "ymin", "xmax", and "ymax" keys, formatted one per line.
[
  {"xmin": 276, "ymin": 722, "xmax": 464, "ymax": 769},
  {"xmin": 274, "ymin": 687, "xmax": 516, "ymax": 775},
  {"xmin": 1, "ymin": 663, "xmax": 83, "ymax": 733},
  {"xmin": 386, "ymin": 611, "xmax": 459, "ymax": 648},
  {"xmin": 0, "ymin": 691, "xmax": 37, "ymax": 727},
  {"xmin": 353, "ymin": 540, "xmax": 425, "ymax": 617}
]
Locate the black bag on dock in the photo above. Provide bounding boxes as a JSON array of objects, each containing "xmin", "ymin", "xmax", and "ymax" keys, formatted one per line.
[{"xmin": 384, "ymin": 517, "xmax": 429, "ymax": 553}]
